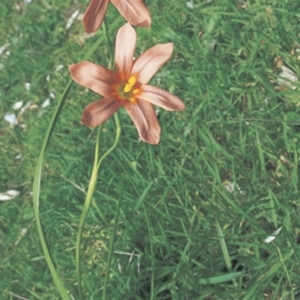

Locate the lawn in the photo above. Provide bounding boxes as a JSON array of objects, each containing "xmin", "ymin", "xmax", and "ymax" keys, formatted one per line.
[{"xmin": 1, "ymin": 0, "xmax": 300, "ymax": 299}]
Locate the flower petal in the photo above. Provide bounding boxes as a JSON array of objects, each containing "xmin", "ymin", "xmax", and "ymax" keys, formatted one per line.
[
  {"xmin": 131, "ymin": 43, "xmax": 173, "ymax": 84},
  {"xmin": 112, "ymin": 0, "xmax": 151, "ymax": 27},
  {"xmin": 83, "ymin": 0, "xmax": 109, "ymax": 33},
  {"xmin": 69, "ymin": 62, "xmax": 117, "ymax": 97},
  {"xmin": 139, "ymin": 85, "xmax": 185, "ymax": 111},
  {"xmin": 125, "ymin": 100, "xmax": 160, "ymax": 144},
  {"xmin": 81, "ymin": 95, "xmax": 123, "ymax": 127},
  {"xmin": 115, "ymin": 23, "xmax": 136, "ymax": 78}
]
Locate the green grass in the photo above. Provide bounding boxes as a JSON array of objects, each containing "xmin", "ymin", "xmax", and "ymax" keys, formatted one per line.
[{"xmin": 1, "ymin": 0, "xmax": 300, "ymax": 299}]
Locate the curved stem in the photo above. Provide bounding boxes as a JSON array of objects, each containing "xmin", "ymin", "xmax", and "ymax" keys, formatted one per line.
[
  {"xmin": 102, "ymin": 184, "xmax": 123, "ymax": 300},
  {"xmin": 103, "ymin": 18, "xmax": 113, "ymax": 56},
  {"xmin": 76, "ymin": 126, "xmax": 101, "ymax": 299},
  {"xmin": 76, "ymin": 112, "xmax": 121, "ymax": 298},
  {"xmin": 32, "ymin": 13, "xmax": 123, "ymax": 299},
  {"xmin": 32, "ymin": 29, "xmax": 110, "ymax": 299},
  {"xmin": 143, "ymin": 203, "xmax": 155, "ymax": 300},
  {"xmin": 33, "ymin": 80, "xmax": 73, "ymax": 300},
  {"xmin": 96, "ymin": 113, "xmax": 121, "ymax": 170}
]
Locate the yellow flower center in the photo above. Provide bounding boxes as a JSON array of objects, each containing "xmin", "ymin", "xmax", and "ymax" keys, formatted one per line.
[{"xmin": 117, "ymin": 75, "xmax": 140, "ymax": 102}]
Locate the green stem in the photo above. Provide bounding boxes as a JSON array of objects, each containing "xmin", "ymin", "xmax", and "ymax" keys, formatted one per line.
[
  {"xmin": 143, "ymin": 203, "xmax": 155, "ymax": 300},
  {"xmin": 32, "ymin": 29, "xmax": 110, "ymax": 299},
  {"xmin": 32, "ymin": 80, "xmax": 73, "ymax": 300},
  {"xmin": 103, "ymin": 18, "xmax": 113, "ymax": 56},
  {"xmin": 102, "ymin": 17, "xmax": 115, "ymax": 70},
  {"xmin": 32, "ymin": 12, "xmax": 122, "ymax": 299},
  {"xmin": 102, "ymin": 184, "xmax": 123, "ymax": 300},
  {"xmin": 76, "ymin": 126, "xmax": 101, "ymax": 299},
  {"xmin": 76, "ymin": 112, "xmax": 121, "ymax": 298}
]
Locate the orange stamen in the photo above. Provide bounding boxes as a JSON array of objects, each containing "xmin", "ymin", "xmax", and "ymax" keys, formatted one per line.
[{"xmin": 117, "ymin": 75, "xmax": 140, "ymax": 102}]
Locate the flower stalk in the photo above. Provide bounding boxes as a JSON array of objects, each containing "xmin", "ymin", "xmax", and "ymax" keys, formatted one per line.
[{"xmin": 76, "ymin": 112, "xmax": 121, "ymax": 298}]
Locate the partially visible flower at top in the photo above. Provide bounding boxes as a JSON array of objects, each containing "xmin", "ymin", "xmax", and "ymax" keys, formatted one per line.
[
  {"xmin": 83, "ymin": 0, "xmax": 151, "ymax": 33},
  {"xmin": 69, "ymin": 23, "xmax": 185, "ymax": 144}
]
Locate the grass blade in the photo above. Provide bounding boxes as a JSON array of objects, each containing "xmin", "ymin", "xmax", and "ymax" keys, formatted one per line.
[{"xmin": 199, "ymin": 272, "xmax": 243, "ymax": 285}]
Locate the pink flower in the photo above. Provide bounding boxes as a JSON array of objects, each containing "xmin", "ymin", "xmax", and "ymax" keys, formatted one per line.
[
  {"xmin": 69, "ymin": 23, "xmax": 185, "ymax": 144},
  {"xmin": 83, "ymin": 0, "xmax": 151, "ymax": 33}
]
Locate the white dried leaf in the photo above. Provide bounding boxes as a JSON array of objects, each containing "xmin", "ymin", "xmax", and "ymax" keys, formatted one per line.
[
  {"xmin": 19, "ymin": 124, "xmax": 27, "ymax": 130},
  {"xmin": 13, "ymin": 101, "xmax": 23, "ymax": 110},
  {"xmin": 0, "ymin": 190, "xmax": 20, "ymax": 201},
  {"xmin": 20, "ymin": 100, "xmax": 32, "ymax": 114},
  {"xmin": 20, "ymin": 228, "xmax": 27, "ymax": 236},
  {"xmin": 55, "ymin": 64, "xmax": 64, "ymax": 72},
  {"xmin": 186, "ymin": 1, "xmax": 195, "ymax": 9},
  {"xmin": 15, "ymin": 228, "xmax": 28, "ymax": 245},
  {"xmin": 264, "ymin": 227, "xmax": 282, "ymax": 243},
  {"xmin": 0, "ymin": 45, "xmax": 6, "ymax": 55},
  {"xmin": 41, "ymin": 98, "xmax": 50, "ymax": 108},
  {"xmin": 66, "ymin": 10, "xmax": 80, "ymax": 30},
  {"xmin": 278, "ymin": 66, "xmax": 298, "ymax": 90},
  {"xmin": 223, "ymin": 181, "xmax": 246, "ymax": 195},
  {"xmin": 4, "ymin": 112, "xmax": 18, "ymax": 125},
  {"xmin": 24, "ymin": 82, "xmax": 31, "ymax": 91}
]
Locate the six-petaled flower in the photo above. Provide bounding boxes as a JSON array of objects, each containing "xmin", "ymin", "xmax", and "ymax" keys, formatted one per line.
[{"xmin": 69, "ymin": 23, "xmax": 185, "ymax": 144}]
